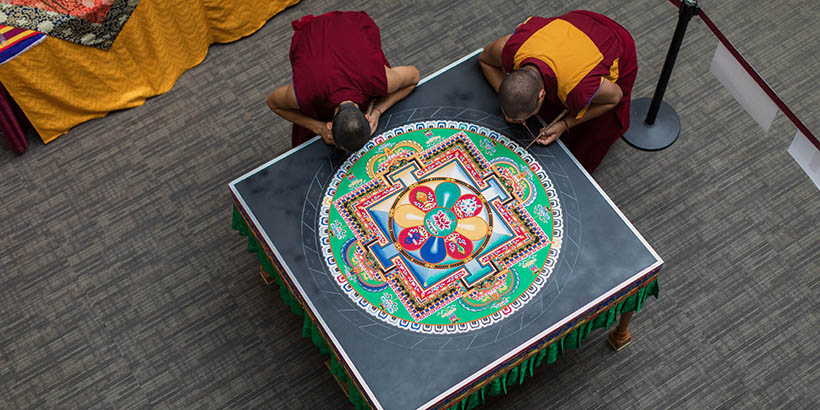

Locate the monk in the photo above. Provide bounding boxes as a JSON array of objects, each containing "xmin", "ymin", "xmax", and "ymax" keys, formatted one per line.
[
  {"xmin": 267, "ymin": 11, "xmax": 420, "ymax": 151},
  {"xmin": 479, "ymin": 11, "xmax": 638, "ymax": 172}
]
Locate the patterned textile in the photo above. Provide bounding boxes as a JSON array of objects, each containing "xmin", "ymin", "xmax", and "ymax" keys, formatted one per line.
[
  {"xmin": 0, "ymin": 0, "xmax": 139, "ymax": 49},
  {"xmin": 0, "ymin": 0, "xmax": 301, "ymax": 143},
  {"xmin": 0, "ymin": 24, "xmax": 43, "ymax": 64}
]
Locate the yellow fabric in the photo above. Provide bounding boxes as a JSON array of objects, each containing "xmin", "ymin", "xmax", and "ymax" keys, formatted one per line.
[
  {"xmin": 0, "ymin": 0, "xmax": 300, "ymax": 143},
  {"xmin": 607, "ymin": 57, "xmax": 619, "ymax": 83},
  {"xmin": 512, "ymin": 19, "xmax": 603, "ymax": 107},
  {"xmin": 574, "ymin": 59, "xmax": 618, "ymax": 120}
]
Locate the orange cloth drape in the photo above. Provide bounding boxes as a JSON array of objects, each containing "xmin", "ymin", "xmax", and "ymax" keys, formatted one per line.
[{"xmin": 0, "ymin": 0, "xmax": 300, "ymax": 143}]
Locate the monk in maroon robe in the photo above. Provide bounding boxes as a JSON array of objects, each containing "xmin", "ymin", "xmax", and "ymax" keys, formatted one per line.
[
  {"xmin": 479, "ymin": 11, "xmax": 638, "ymax": 172},
  {"xmin": 267, "ymin": 11, "xmax": 419, "ymax": 150}
]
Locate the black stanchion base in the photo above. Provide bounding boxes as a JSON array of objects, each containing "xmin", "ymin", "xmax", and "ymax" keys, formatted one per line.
[{"xmin": 622, "ymin": 98, "xmax": 681, "ymax": 151}]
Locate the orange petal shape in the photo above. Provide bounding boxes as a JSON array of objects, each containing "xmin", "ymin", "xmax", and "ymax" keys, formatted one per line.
[
  {"xmin": 455, "ymin": 216, "xmax": 488, "ymax": 241},
  {"xmin": 393, "ymin": 204, "xmax": 426, "ymax": 228}
]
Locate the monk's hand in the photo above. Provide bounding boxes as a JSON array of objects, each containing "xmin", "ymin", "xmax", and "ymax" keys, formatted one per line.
[
  {"xmin": 366, "ymin": 107, "xmax": 381, "ymax": 135},
  {"xmin": 535, "ymin": 120, "xmax": 568, "ymax": 145},
  {"xmin": 318, "ymin": 122, "xmax": 334, "ymax": 146}
]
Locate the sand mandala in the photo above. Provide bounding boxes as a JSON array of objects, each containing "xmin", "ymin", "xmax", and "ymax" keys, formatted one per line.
[{"xmin": 319, "ymin": 121, "xmax": 563, "ymax": 334}]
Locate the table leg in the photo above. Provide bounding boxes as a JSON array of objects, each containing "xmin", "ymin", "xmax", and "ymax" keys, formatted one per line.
[
  {"xmin": 607, "ymin": 311, "xmax": 635, "ymax": 351},
  {"xmin": 258, "ymin": 265, "xmax": 274, "ymax": 285},
  {"xmin": 324, "ymin": 360, "xmax": 350, "ymax": 397}
]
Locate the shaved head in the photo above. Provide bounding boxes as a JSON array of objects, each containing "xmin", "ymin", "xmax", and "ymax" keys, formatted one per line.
[
  {"xmin": 498, "ymin": 69, "xmax": 541, "ymax": 119},
  {"xmin": 332, "ymin": 103, "xmax": 370, "ymax": 152}
]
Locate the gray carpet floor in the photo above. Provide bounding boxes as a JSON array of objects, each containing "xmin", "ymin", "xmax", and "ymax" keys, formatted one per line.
[{"xmin": 1, "ymin": 0, "xmax": 818, "ymax": 409}]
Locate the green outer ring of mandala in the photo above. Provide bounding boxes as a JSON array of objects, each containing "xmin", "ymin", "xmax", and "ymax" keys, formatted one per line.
[{"xmin": 319, "ymin": 121, "xmax": 563, "ymax": 335}]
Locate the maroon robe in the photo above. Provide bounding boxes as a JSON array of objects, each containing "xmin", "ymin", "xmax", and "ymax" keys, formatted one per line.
[
  {"xmin": 502, "ymin": 11, "xmax": 638, "ymax": 172},
  {"xmin": 289, "ymin": 11, "xmax": 390, "ymax": 147}
]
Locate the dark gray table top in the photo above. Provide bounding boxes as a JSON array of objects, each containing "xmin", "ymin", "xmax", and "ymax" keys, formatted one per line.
[{"xmin": 229, "ymin": 50, "xmax": 662, "ymax": 410}]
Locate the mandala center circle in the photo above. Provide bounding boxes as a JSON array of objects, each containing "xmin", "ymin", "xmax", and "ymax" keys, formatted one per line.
[{"xmin": 424, "ymin": 207, "xmax": 457, "ymax": 237}]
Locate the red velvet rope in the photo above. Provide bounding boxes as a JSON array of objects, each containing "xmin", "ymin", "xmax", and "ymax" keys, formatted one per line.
[{"xmin": 666, "ymin": 0, "xmax": 820, "ymax": 150}]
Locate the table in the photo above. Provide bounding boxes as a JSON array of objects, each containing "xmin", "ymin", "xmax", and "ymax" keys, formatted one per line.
[
  {"xmin": 230, "ymin": 51, "xmax": 662, "ymax": 410},
  {"xmin": 0, "ymin": 0, "xmax": 299, "ymax": 150}
]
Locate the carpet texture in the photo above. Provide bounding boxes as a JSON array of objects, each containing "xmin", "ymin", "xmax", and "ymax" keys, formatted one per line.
[{"xmin": 0, "ymin": 0, "xmax": 817, "ymax": 408}]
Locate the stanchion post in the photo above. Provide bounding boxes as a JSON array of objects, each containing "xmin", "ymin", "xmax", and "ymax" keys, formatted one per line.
[
  {"xmin": 646, "ymin": 0, "xmax": 699, "ymax": 124},
  {"xmin": 622, "ymin": 0, "xmax": 699, "ymax": 151}
]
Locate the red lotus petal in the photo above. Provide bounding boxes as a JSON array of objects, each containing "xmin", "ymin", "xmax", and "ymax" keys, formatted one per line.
[
  {"xmin": 444, "ymin": 233, "xmax": 473, "ymax": 260},
  {"xmin": 408, "ymin": 185, "xmax": 436, "ymax": 212},
  {"xmin": 397, "ymin": 226, "xmax": 429, "ymax": 251}
]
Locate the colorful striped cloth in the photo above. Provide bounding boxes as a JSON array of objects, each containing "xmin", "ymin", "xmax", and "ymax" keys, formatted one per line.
[
  {"xmin": 0, "ymin": 0, "xmax": 138, "ymax": 49},
  {"xmin": 7, "ymin": 1, "xmax": 115, "ymax": 24},
  {"xmin": 0, "ymin": 25, "xmax": 44, "ymax": 66}
]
